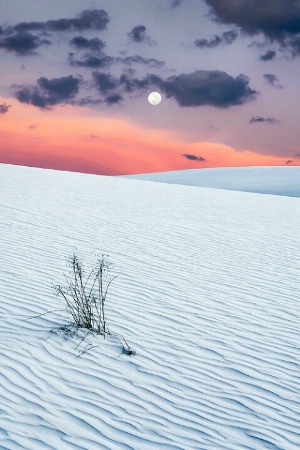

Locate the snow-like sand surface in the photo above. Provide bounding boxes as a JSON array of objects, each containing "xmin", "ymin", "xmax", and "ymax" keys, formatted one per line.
[
  {"xmin": 1, "ymin": 163, "xmax": 300, "ymax": 449},
  {"xmin": 123, "ymin": 166, "xmax": 300, "ymax": 197}
]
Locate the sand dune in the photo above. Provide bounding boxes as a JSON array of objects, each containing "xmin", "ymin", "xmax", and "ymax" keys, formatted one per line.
[
  {"xmin": 123, "ymin": 166, "xmax": 300, "ymax": 197},
  {"xmin": 1, "ymin": 163, "xmax": 300, "ymax": 449}
]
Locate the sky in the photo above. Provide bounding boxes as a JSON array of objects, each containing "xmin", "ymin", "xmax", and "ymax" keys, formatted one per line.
[{"xmin": 1, "ymin": 0, "xmax": 300, "ymax": 175}]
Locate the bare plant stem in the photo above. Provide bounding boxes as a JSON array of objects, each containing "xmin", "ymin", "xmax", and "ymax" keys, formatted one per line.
[{"xmin": 52, "ymin": 253, "xmax": 135, "ymax": 356}]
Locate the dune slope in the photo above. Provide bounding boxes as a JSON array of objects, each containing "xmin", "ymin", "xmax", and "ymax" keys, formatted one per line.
[
  {"xmin": 123, "ymin": 166, "xmax": 300, "ymax": 197},
  {"xmin": 1, "ymin": 164, "xmax": 300, "ymax": 449}
]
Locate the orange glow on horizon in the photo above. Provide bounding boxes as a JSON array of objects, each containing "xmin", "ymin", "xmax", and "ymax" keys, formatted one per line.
[{"xmin": 1, "ymin": 99, "xmax": 299, "ymax": 175}]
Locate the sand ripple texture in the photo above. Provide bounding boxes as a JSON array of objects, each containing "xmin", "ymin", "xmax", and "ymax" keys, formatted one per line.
[{"xmin": 1, "ymin": 164, "xmax": 300, "ymax": 450}]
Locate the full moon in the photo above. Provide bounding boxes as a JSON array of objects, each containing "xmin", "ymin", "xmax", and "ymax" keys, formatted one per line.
[{"xmin": 148, "ymin": 92, "xmax": 162, "ymax": 106}]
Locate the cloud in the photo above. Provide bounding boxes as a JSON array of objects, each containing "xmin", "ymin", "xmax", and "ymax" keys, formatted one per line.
[
  {"xmin": 263, "ymin": 73, "xmax": 283, "ymax": 89},
  {"xmin": 171, "ymin": 0, "xmax": 185, "ymax": 7},
  {"xmin": 249, "ymin": 116, "xmax": 280, "ymax": 124},
  {"xmin": 26, "ymin": 123, "xmax": 37, "ymax": 129},
  {"xmin": 13, "ymin": 68, "xmax": 256, "ymax": 111},
  {"xmin": 15, "ymin": 75, "xmax": 81, "ymax": 108},
  {"xmin": 70, "ymin": 52, "xmax": 163, "ymax": 69},
  {"xmin": 105, "ymin": 93, "xmax": 123, "ymax": 104},
  {"xmin": 70, "ymin": 36, "xmax": 105, "ymax": 52},
  {"xmin": 0, "ymin": 102, "xmax": 11, "ymax": 114},
  {"xmin": 288, "ymin": 35, "xmax": 300, "ymax": 56},
  {"xmin": 92, "ymin": 72, "xmax": 158, "ymax": 97},
  {"xmin": 195, "ymin": 35, "xmax": 222, "ymax": 48},
  {"xmin": 92, "ymin": 72, "xmax": 118, "ymax": 93},
  {"xmin": 1, "ymin": 11, "xmax": 109, "ymax": 57},
  {"xmin": 76, "ymin": 96, "xmax": 103, "ymax": 106},
  {"xmin": 69, "ymin": 53, "xmax": 114, "ymax": 68},
  {"xmin": 128, "ymin": 25, "xmax": 146, "ymax": 43},
  {"xmin": 118, "ymin": 73, "xmax": 155, "ymax": 92},
  {"xmin": 182, "ymin": 154, "xmax": 206, "ymax": 161},
  {"xmin": 92, "ymin": 70, "xmax": 256, "ymax": 108},
  {"xmin": 90, "ymin": 72, "xmax": 161, "ymax": 106},
  {"xmin": 12, "ymin": 9, "xmax": 109, "ymax": 34},
  {"xmin": 260, "ymin": 50, "xmax": 276, "ymax": 61},
  {"xmin": 117, "ymin": 55, "xmax": 164, "ymax": 67},
  {"xmin": 127, "ymin": 25, "xmax": 155, "ymax": 45},
  {"xmin": 195, "ymin": 29, "xmax": 238, "ymax": 48},
  {"xmin": 294, "ymin": 153, "xmax": 300, "ymax": 158},
  {"xmin": 285, "ymin": 159, "xmax": 293, "ymax": 164},
  {"xmin": 0, "ymin": 32, "xmax": 50, "ymax": 55},
  {"xmin": 205, "ymin": 0, "xmax": 300, "ymax": 38},
  {"xmin": 159, "ymin": 70, "xmax": 257, "ymax": 107},
  {"xmin": 205, "ymin": 0, "xmax": 300, "ymax": 55}
]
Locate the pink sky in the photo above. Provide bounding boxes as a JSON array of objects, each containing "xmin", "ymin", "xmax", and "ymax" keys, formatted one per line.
[{"xmin": 0, "ymin": 100, "xmax": 296, "ymax": 175}]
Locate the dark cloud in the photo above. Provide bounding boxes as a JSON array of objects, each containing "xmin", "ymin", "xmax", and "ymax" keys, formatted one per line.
[
  {"xmin": 171, "ymin": 0, "xmax": 185, "ymax": 7},
  {"xmin": 118, "ymin": 73, "xmax": 153, "ymax": 92},
  {"xmin": 2, "ymin": 14, "xmax": 109, "ymax": 59},
  {"xmin": 76, "ymin": 96, "xmax": 103, "ymax": 106},
  {"xmin": 263, "ymin": 73, "xmax": 283, "ymax": 89},
  {"xmin": 0, "ymin": 103, "xmax": 11, "ymax": 114},
  {"xmin": 288, "ymin": 35, "xmax": 300, "ymax": 56},
  {"xmin": 12, "ymin": 9, "xmax": 109, "ymax": 34},
  {"xmin": 92, "ymin": 72, "xmax": 158, "ymax": 96},
  {"xmin": 26, "ymin": 123, "xmax": 37, "ymax": 129},
  {"xmin": 15, "ymin": 75, "xmax": 81, "ymax": 108},
  {"xmin": 124, "ymin": 73, "xmax": 163, "ymax": 92},
  {"xmin": 285, "ymin": 159, "xmax": 293, "ymax": 164},
  {"xmin": 205, "ymin": 0, "xmax": 300, "ymax": 56},
  {"xmin": 90, "ymin": 72, "xmax": 158, "ymax": 106},
  {"xmin": 260, "ymin": 50, "xmax": 276, "ymax": 61},
  {"xmin": 89, "ymin": 72, "xmax": 137, "ymax": 104},
  {"xmin": 196, "ymin": 35, "xmax": 222, "ymax": 48},
  {"xmin": 69, "ymin": 52, "xmax": 113, "ymax": 68},
  {"xmin": 216, "ymin": 29, "xmax": 239, "ymax": 44},
  {"xmin": 294, "ymin": 153, "xmax": 300, "ymax": 158},
  {"xmin": 205, "ymin": 0, "xmax": 300, "ymax": 39},
  {"xmin": 70, "ymin": 36, "xmax": 105, "ymax": 52},
  {"xmin": 92, "ymin": 72, "xmax": 118, "ymax": 93},
  {"xmin": 70, "ymin": 52, "xmax": 163, "ymax": 69},
  {"xmin": 117, "ymin": 55, "xmax": 164, "ymax": 67},
  {"xmin": 127, "ymin": 25, "xmax": 155, "ymax": 45},
  {"xmin": 250, "ymin": 116, "xmax": 280, "ymax": 124},
  {"xmin": 160, "ymin": 70, "xmax": 257, "ymax": 107},
  {"xmin": 37, "ymin": 76, "xmax": 80, "ymax": 98},
  {"xmin": 0, "ymin": 32, "xmax": 50, "ymax": 55},
  {"xmin": 195, "ymin": 29, "xmax": 238, "ymax": 48},
  {"xmin": 92, "ymin": 70, "xmax": 256, "ymax": 108},
  {"xmin": 13, "ymin": 66, "xmax": 257, "ymax": 111},
  {"xmin": 182, "ymin": 154, "xmax": 206, "ymax": 161},
  {"xmin": 105, "ymin": 93, "xmax": 123, "ymax": 104},
  {"xmin": 128, "ymin": 25, "xmax": 146, "ymax": 43}
]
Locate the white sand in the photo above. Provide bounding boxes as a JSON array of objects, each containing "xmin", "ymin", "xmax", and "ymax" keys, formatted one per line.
[
  {"xmin": 1, "ymin": 163, "xmax": 300, "ymax": 449},
  {"xmin": 123, "ymin": 166, "xmax": 300, "ymax": 197}
]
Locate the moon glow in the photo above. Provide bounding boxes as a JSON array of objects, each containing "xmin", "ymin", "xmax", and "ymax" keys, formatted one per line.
[{"xmin": 148, "ymin": 92, "xmax": 162, "ymax": 106}]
